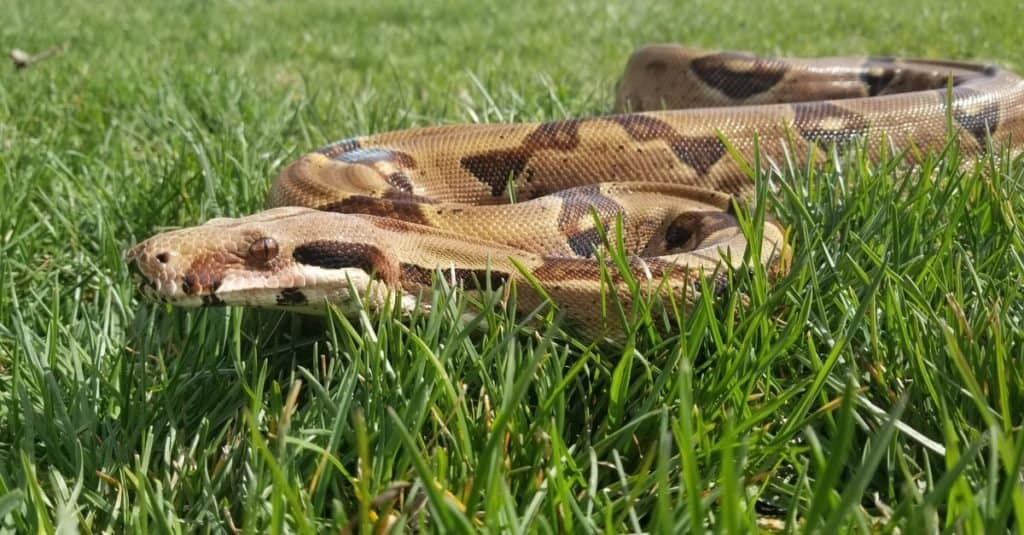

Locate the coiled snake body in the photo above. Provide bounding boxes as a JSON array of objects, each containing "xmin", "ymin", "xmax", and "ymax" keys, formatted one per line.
[{"xmin": 128, "ymin": 45, "xmax": 1024, "ymax": 336}]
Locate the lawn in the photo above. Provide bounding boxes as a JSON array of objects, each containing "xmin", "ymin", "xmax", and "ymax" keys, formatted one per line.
[{"xmin": 2, "ymin": 0, "xmax": 1024, "ymax": 532}]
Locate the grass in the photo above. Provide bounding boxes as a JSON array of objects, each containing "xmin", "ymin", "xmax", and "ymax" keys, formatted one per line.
[{"xmin": 2, "ymin": 0, "xmax": 1024, "ymax": 532}]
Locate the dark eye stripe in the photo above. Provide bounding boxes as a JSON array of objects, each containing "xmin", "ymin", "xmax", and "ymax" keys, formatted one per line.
[{"xmin": 292, "ymin": 241, "xmax": 400, "ymax": 285}]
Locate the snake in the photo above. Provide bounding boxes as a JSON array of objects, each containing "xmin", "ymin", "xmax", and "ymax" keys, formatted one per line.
[{"xmin": 127, "ymin": 44, "xmax": 1024, "ymax": 337}]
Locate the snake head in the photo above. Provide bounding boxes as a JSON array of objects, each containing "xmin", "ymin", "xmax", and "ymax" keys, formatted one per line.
[{"xmin": 126, "ymin": 207, "xmax": 405, "ymax": 314}]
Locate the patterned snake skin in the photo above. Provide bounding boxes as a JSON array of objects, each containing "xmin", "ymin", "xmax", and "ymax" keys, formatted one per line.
[{"xmin": 127, "ymin": 44, "xmax": 1024, "ymax": 336}]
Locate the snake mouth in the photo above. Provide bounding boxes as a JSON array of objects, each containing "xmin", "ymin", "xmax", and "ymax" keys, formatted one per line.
[
  {"xmin": 126, "ymin": 240, "xmax": 221, "ymax": 307},
  {"xmin": 126, "ymin": 244, "xmax": 177, "ymax": 304},
  {"xmin": 179, "ymin": 269, "xmax": 410, "ymax": 317},
  {"xmin": 124, "ymin": 207, "xmax": 420, "ymax": 315},
  {"xmin": 127, "ymin": 252, "xmax": 162, "ymax": 299},
  {"xmin": 127, "ymin": 239, "xmax": 389, "ymax": 314}
]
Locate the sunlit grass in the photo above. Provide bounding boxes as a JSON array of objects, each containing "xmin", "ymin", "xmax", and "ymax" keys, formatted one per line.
[{"xmin": 2, "ymin": 0, "xmax": 1024, "ymax": 531}]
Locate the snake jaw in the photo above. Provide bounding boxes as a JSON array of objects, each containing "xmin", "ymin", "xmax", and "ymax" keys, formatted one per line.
[
  {"xmin": 127, "ymin": 243, "xmax": 220, "ymax": 307},
  {"xmin": 127, "ymin": 236, "xmax": 379, "ymax": 312},
  {"xmin": 126, "ymin": 208, "xmax": 418, "ymax": 315}
]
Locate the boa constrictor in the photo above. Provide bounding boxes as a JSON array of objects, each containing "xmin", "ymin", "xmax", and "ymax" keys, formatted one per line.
[{"xmin": 127, "ymin": 44, "xmax": 1024, "ymax": 336}]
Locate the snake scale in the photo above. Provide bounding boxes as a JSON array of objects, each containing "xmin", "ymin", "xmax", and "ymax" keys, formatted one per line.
[{"xmin": 128, "ymin": 44, "xmax": 1024, "ymax": 336}]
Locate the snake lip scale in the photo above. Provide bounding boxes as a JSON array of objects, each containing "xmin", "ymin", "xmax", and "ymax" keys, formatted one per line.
[{"xmin": 127, "ymin": 44, "xmax": 1024, "ymax": 336}]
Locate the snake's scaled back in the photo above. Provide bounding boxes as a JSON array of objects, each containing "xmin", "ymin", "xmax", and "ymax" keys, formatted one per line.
[{"xmin": 128, "ymin": 45, "xmax": 1024, "ymax": 336}]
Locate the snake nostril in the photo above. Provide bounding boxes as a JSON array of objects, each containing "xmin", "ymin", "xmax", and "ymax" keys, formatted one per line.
[{"xmin": 156, "ymin": 252, "xmax": 170, "ymax": 264}]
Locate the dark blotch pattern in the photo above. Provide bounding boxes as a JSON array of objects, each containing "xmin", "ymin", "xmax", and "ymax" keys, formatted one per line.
[
  {"xmin": 664, "ymin": 218, "xmax": 694, "ymax": 250},
  {"xmin": 315, "ymin": 137, "xmax": 361, "ymax": 158},
  {"xmin": 320, "ymin": 195, "xmax": 432, "ymax": 226},
  {"xmin": 551, "ymin": 184, "xmax": 669, "ymax": 258},
  {"xmin": 793, "ymin": 102, "xmax": 870, "ymax": 150},
  {"xmin": 526, "ymin": 119, "xmax": 586, "ymax": 150},
  {"xmin": 609, "ymin": 115, "xmax": 727, "ymax": 175},
  {"xmin": 610, "ymin": 114, "xmax": 674, "ymax": 142},
  {"xmin": 182, "ymin": 253, "xmax": 236, "ymax": 297},
  {"xmin": 293, "ymin": 241, "xmax": 399, "ymax": 285},
  {"xmin": 552, "ymin": 184, "xmax": 622, "ymax": 257},
  {"xmin": 673, "ymin": 136, "xmax": 730, "ymax": 176},
  {"xmin": 400, "ymin": 264, "xmax": 509, "ymax": 290},
  {"xmin": 690, "ymin": 53, "xmax": 787, "ymax": 100},
  {"xmin": 460, "ymin": 151, "xmax": 529, "ymax": 196},
  {"xmin": 333, "ymin": 148, "xmax": 418, "ymax": 193},
  {"xmin": 566, "ymin": 228, "xmax": 604, "ymax": 258},
  {"xmin": 666, "ymin": 211, "xmax": 739, "ymax": 251},
  {"xmin": 381, "ymin": 190, "xmax": 439, "ymax": 204},
  {"xmin": 386, "ymin": 172, "xmax": 415, "ymax": 193},
  {"xmin": 950, "ymin": 87, "xmax": 1000, "ymax": 143},
  {"xmin": 860, "ymin": 64, "xmax": 895, "ymax": 96},
  {"xmin": 276, "ymin": 287, "xmax": 308, "ymax": 306},
  {"xmin": 459, "ymin": 119, "xmax": 585, "ymax": 196}
]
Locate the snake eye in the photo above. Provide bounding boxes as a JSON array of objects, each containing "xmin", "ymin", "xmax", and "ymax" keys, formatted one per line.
[{"xmin": 248, "ymin": 237, "xmax": 279, "ymax": 262}]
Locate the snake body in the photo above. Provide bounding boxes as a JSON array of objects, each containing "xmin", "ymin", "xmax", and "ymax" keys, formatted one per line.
[{"xmin": 128, "ymin": 45, "xmax": 1024, "ymax": 336}]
